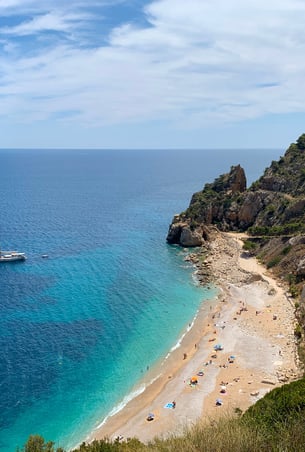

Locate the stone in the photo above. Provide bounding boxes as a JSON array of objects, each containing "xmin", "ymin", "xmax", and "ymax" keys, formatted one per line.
[
  {"xmin": 261, "ymin": 379, "xmax": 276, "ymax": 385},
  {"xmin": 180, "ymin": 227, "xmax": 204, "ymax": 247},
  {"xmin": 296, "ymin": 258, "xmax": 305, "ymax": 276}
]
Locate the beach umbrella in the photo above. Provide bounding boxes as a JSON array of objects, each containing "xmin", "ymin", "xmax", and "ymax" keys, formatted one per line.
[
  {"xmin": 228, "ymin": 355, "xmax": 235, "ymax": 363},
  {"xmin": 214, "ymin": 344, "xmax": 223, "ymax": 351}
]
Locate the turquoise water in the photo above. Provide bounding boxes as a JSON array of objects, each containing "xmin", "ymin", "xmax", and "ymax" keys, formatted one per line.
[{"xmin": 0, "ymin": 148, "xmax": 281, "ymax": 450}]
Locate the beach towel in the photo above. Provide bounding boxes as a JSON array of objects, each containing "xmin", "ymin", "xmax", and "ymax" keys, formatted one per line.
[{"xmin": 164, "ymin": 403, "xmax": 174, "ymax": 409}]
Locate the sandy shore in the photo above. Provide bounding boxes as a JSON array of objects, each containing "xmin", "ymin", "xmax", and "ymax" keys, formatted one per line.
[{"xmin": 87, "ymin": 232, "xmax": 301, "ymax": 444}]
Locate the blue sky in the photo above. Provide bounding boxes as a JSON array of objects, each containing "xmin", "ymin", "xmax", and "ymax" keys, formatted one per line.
[{"xmin": 0, "ymin": 0, "xmax": 305, "ymax": 149}]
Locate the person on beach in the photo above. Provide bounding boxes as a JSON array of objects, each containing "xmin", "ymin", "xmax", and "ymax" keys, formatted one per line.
[{"xmin": 172, "ymin": 401, "xmax": 176, "ymax": 409}]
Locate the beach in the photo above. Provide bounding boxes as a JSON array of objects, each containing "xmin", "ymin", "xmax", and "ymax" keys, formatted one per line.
[{"xmin": 87, "ymin": 232, "xmax": 301, "ymax": 444}]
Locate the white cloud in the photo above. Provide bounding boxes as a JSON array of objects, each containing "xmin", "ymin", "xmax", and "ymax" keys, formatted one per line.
[
  {"xmin": 0, "ymin": 12, "xmax": 91, "ymax": 36},
  {"xmin": 0, "ymin": 0, "xmax": 305, "ymax": 131}
]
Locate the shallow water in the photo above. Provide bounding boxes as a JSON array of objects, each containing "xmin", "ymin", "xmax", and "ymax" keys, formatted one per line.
[{"xmin": 0, "ymin": 148, "xmax": 281, "ymax": 451}]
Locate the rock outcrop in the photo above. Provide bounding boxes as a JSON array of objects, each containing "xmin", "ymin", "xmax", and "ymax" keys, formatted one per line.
[
  {"xmin": 167, "ymin": 133, "xmax": 305, "ymax": 364},
  {"xmin": 165, "ymin": 133, "xmax": 305, "ymax": 298},
  {"xmin": 166, "ymin": 215, "xmax": 210, "ymax": 247},
  {"xmin": 166, "ymin": 219, "xmax": 204, "ymax": 247},
  {"xmin": 167, "ymin": 165, "xmax": 249, "ymax": 246},
  {"xmin": 167, "ymin": 134, "xmax": 305, "ymax": 250}
]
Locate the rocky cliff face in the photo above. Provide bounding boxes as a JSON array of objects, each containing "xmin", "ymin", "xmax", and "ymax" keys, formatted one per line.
[
  {"xmin": 167, "ymin": 133, "xmax": 305, "ymax": 360},
  {"xmin": 167, "ymin": 135, "xmax": 305, "ymax": 248},
  {"xmin": 167, "ymin": 133, "xmax": 305, "ymax": 302},
  {"xmin": 166, "ymin": 165, "xmax": 248, "ymax": 245}
]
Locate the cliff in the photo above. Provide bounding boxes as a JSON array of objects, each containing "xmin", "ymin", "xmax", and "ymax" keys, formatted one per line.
[
  {"xmin": 167, "ymin": 134, "xmax": 305, "ymax": 255},
  {"xmin": 166, "ymin": 134, "xmax": 305, "ymax": 355}
]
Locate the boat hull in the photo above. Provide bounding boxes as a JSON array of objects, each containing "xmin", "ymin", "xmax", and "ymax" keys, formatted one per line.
[{"xmin": 0, "ymin": 252, "xmax": 26, "ymax": 262}]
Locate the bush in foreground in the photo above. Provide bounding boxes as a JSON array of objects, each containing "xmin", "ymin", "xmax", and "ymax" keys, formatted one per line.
[{"xmin": 19, "ymin": 377, "xmax": 305, "ymax": 452}]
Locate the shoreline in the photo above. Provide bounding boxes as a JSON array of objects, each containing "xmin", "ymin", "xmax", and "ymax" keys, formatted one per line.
[
  {"xmin": 85, "ymin": 292, "xmax": 220, "ymax": 444},
  {"xmin": 86, "ymin": 232, "xmax": 301, "ymax": 445},
  {"xmin": 88, "ymin": 295, "xmax": 217, "ymax": 430}
]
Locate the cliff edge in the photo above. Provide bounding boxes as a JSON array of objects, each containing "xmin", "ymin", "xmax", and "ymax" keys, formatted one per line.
[{"xmin": 167, "ymin": 134, "xmax": 305, "ymax": 360}]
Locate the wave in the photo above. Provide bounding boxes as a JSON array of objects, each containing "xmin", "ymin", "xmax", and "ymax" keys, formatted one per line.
[
  {"xmin": 163, "ymin": 311, "xmax": 198, "ymax": 360},
  {"xmin": 92, "ymin": 374, "xmax": 161, "ymax": 432}
]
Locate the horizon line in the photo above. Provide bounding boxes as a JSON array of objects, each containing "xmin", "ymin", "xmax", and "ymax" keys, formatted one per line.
[{"xmin": 0, "ymin": 146, "xmax": 282, "ymax": 151}]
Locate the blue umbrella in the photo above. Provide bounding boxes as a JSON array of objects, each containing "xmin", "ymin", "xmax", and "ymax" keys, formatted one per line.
[{"xmin": 214, "ymin": 344, "xmax": 223, "ymax": 350}]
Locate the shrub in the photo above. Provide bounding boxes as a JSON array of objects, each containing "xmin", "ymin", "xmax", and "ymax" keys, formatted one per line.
[
  {"xmin": 244, "ymin": 377, "xmax": 305, "ymax": 431},
  {"xmin": 294, "ymin": 324, "xmax": 303, "ymax": 340},
  {"xmin": 297, "ymin": 134, "xmax": 305, "ymax": 150},
  {"xmin": 243, "ymin": 240, "xmax": 257, "ymax": 251},
  {"xmin": 266, "ymin": 256, "xmax": 281, "ymax": 268},
  {"xmin": 248, "ymin": 225, "xmax": 271, "ymax": 236},
  {"xmin": 281, "ymin": 245, "xmax": 292, "ymax": 255},
  {"xmin": 290, "ymin": 285, "xmax": 300, "ymax": 298}
]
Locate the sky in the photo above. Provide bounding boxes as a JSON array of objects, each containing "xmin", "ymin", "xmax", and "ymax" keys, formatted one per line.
[{"xmin": 0, "ymin": 0, "xmax": 305, "ymax": 149}]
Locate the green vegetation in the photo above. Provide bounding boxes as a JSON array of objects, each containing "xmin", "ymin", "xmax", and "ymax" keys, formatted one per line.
[
  {"xmin": 189, "ymin": 219, "xmax": 199, "ymax": 231},
  {"xmin": 295, "ymin": 323, "xmax": 303, "ymax": 340},
  {"xmin": 300, "ymin": 168, "xmax": 305, "ymax": 183},
  {"xmin": 183, "ymin": 134, "xmax": 305, "ymax": 238},
  {"xmin": 21, "ymin": 133, "xmax": 305, "ymax": 452},
  {"xmin": 248, "ymin": 222, "xmax": 305, "ymax": 236},
  {"xmin": 17, "ymin": 435, "xmax": 64, "ymax": 452},
  {"xmin": 19, "ymin": 377, "xmax": 305, "ymax": 451},
  {"xmin": 242, "ymin": 240, "xmax": 257, "ymax": 252},
  {"xmin": 265, "ymin": 203, "xmax": 276, "ymax": 214},
  {"xmin": 286, "ymin": 274, "xmax": 301, "ymax": 299},
  {"xmin": 297, "ymin": 133, "xmax": 305, "ymax": 150},
  {"xmin": 281, "ymin": 245, "xmax": 292, "ymax": 255},
  {"xmin": 243, "ymin": 378, "xmax": 305, "ymax": 430},
  {"xmin": 290, "ymin": 285, "xmax": 300, "ymax": 299},
  {"xmin": 266, "ymin": 256, "xmax": 281, "ymax": 269}
]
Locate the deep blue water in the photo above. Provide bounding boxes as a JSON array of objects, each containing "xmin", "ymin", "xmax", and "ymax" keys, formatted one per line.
[{"xmin": 0, "ymin": 148, "xmax": 282, "ymax": 451}]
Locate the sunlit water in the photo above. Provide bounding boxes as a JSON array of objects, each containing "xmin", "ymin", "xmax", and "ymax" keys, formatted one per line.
[{"xmin": 0, "ymin": 148, "xmax": 281, "ymax": 451}]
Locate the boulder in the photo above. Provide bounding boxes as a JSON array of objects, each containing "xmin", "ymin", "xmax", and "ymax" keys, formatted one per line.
[
  {"xmin": 296, "ymin": 257, "xmax": 305, "ymax": 276},
  {"xmin": 289, "ymin": 235, "xmax": 305, "ymax": 246},
  {"xmin": 180, "ymin": 227, "xmax": 204, "ymax": 247},
  {"xmin": 166, "ymin": 222, "xmax": 185, "ymax": 244}
]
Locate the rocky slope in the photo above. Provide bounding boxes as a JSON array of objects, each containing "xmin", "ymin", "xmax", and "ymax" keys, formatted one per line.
[
  {"xmin": 167, "ymin": 135, "xmax": 305, "ymax": 244},
  {"xmin": 166, "ymin": 134, "xmax": 305, "ymax": 357},
  {"xmin": 167, "ymin": 134, "xmax": 305, "ymax": 266}
]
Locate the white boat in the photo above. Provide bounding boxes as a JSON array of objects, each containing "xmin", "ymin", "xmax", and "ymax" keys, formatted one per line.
[{"xmin": 0, "ymin": 250, "xmax": 27, "ymax": 262}]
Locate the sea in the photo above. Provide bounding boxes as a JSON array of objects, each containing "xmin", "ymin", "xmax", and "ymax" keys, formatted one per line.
[{"xmin": 0, "ymin": 147, "xmax": 282, "ymax": 451}]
